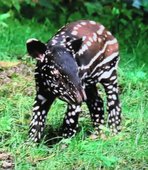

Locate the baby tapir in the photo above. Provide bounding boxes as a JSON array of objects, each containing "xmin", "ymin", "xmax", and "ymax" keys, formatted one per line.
[{"xmin": 27, "ymin": 20, "xmax": 122, "ymax": 142}]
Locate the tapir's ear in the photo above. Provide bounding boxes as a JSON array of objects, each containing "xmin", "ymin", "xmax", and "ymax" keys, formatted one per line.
[
  {"xmin": 66, "ymin": 38, "xmax": 83, "ymax": 53},
  {"xmin": 26, "ymin": 38, "xmax": 47, "ymax": 60}
]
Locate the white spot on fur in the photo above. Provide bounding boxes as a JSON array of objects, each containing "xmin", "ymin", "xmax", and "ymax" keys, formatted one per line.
[
  {"xmin": 75, "ymin": 106, "xmax": 81, "ymax": 112},
  {"xmin": 97, "ymin": 25, "xmax": 105, "ymax": 35},
  {"xmin": 68, "ymin": 112, "xmax": 71, "ymax": 116},
  {"xmin": 107, "ymin": 31, "xmax": 112, "ymax": 35},
  {"xmin": 38, "ymin": 132, "xmax": 41, "ymax": 139},
  {"xmin": 101, "ymin": 119, "xmax": 104, "ymax": 123},
  {"xmin": 82, "ymin": 44, "xmax": 88, "ymax": 51},
  {"xmin": 110, "ymin": 76, "xmax": 117, "ymax": 80},
  {"xmin": 112, "ymin": 109, "xmax": 116, "ymax": 116},
  {"xmin": 86, "ymin": 41, "xmax": 92, "ymax": 47},
  {"xmin": 89, "ymin": 37, "xmax": 93, "ymax": 42},
  {"xmin": 37, "ymin": 111, "xmax": 40, "ymax": 116},
  {"xmin": 61, "ymin": 32, "xmax": 65, "ymax": 35},
  {"xmin": 77, "ymin": 24, "xmax": 82, "ymax": 27},
  {"xmin": 92, "ymin": 33, "xmax": 97, "ymax": 41},
  {"xmin": 98, "ymin": 38, "xmax": 102, "ymax": 42},
  {"xmin": 108, "ymin": 95, "xmax": 112, "ymax": 99},
  {"xmin": 74, "ymin": 26, "xmax": 78, "ymax": 30},
  {"xmin": 71, "ymin": 30, "xmax": 78, "ymax": 35},
  {"xmin": 34, "ymin": 100, "xmax": 37, "ymax": 105},
  {"xmin": 72, "ymin": 111, "xmax": 76, "ymax": 116},
  {"xmin": 34, "ymin": 115, "xmax": 37, "ymax": 120},
  {"xmin": 52, "ymin": 39, "xmax": 57, "ymax": 45},
  {"xmin": 82, "ymin": 36, "xmax": 86, "ymax": 41},
  {"xmin": 42, "ymin": 110, "xmax": 46, "ymax": 115},
  {"xmin": 66, "ymin": 119, "xmax": 70, "ymax": 124},
  {"xmin": 108, "ymin": 91, "xmax": 113, "ymax": 94},
  {"xmin": 107, "ymin": 85, "xmax": 113, "ymax": 89},
  {"xmin": 115, "ymin": 116, "xmax": 119, "ymax": 120},
  {"xmin": 89, "ymin": 20, "xmax": 96, "ymax": 25},
  {"xmin": 69, "ymin": 118, "xmax": 74, "ymax": 123},
  {"xmin": 96, "ymin": 119, "xmax": 100, "ymax": 122},
  {"xmin": 81, "ymin": 22, "xmax": 86, "ymax": 25},
  {"xmin": 38, "ymin": 94, "xmax": 45, "ymax": 101},
  {"xmin": 97, "ymin": 108, "xmax": 101, "ymax": 111},
  {"xmin": 33, "ymin": 106, "xmax": 39, "ymax": 111},
  {"xmin": 112, "ymin": 94, "xmax": 117, "ymax": 100}
]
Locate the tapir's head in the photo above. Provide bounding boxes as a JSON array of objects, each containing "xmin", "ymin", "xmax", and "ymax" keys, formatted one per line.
[{"xmin": 26, "ymin": 38, "xmax": 86, "ymax": 104}]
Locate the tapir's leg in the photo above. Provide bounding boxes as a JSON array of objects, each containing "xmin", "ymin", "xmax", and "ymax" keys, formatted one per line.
[
  {"xmin": 62, "ymin": 104, "xmax": 81, "ymax": 138},
  {"xmin": 85, "ymin": 84, "xmax": 105, "ymax": 134},
  {"xmin": 29, "ymin": 92, "xmax": 56, "ymax": 142}
]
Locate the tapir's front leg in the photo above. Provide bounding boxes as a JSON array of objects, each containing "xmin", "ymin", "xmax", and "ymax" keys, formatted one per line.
[
  {"xmin": 62, "ymin": 104, "xmax": 81, "ymax": 138},
  {"xmin": 29, "ymin": 92, "xmax": 56, "ymax": 142}
]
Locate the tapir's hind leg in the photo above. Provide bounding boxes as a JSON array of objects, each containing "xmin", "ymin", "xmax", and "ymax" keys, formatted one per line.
[
  {"xmin": 85, "ymin": 84, "xmax": 105, "ymax": 134},
  {"xmin": 101, "ymin": 70, "xmax": 122, "ymax": 135}
]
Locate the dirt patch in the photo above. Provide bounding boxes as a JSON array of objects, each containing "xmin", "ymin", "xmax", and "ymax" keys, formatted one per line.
[
  {"xmin": 0, "ymin": 152, "xmax": 14, "ymax": 170},
  {"xmin": 0, "ymin": 63, "xmax": 35, "ymax": 86},
  {"xmin": 0, "ymin": 63, "xmax": 36, "ymax": 97}
]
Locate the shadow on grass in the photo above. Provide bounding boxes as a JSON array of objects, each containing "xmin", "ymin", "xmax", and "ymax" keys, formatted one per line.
[
  {"xmin": 43, "ymin": 125, "xmax": 63, "ymax": 146},
  {"xmin": 42, "ymin": 124, "xmax": 92, "ymax": 147}
]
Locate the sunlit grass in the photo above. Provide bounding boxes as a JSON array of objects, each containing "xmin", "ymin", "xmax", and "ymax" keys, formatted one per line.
[{"xmin": 0, "ymin": 18, "xmax": 148, "ymax": 169}]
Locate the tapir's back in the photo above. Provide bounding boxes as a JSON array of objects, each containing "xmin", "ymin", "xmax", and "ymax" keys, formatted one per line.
[{"xmin": 49, "ymin": 20, "xmax": 119, "ymax": 80}]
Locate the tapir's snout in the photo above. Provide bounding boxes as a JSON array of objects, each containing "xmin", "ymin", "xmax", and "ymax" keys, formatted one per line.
[
  {"xmin": 81, "ymin": 88, "xmax": 87, "ymax": 101},
  {"xmin": 75, "ymin": 88, "xmax": 87, "ymax": 104}
]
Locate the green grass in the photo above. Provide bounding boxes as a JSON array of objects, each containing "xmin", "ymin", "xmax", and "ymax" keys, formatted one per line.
[
  {"xmin": 0, "ymin": 18, "xmax": 148, "ymax": 170},
  {"xmin": 0, "ymin": 18, "xmax": 57, "ymax": 61}
]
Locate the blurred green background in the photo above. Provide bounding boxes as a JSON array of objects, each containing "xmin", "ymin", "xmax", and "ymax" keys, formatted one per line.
[{"xmin": 0, "ymin": 0, "xmax": 148, "ymax": 62}]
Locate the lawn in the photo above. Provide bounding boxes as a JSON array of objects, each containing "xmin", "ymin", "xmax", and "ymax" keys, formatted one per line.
[{"xmin": 0, "ymin": 17, "xmax": 148, "ymax": 170}]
